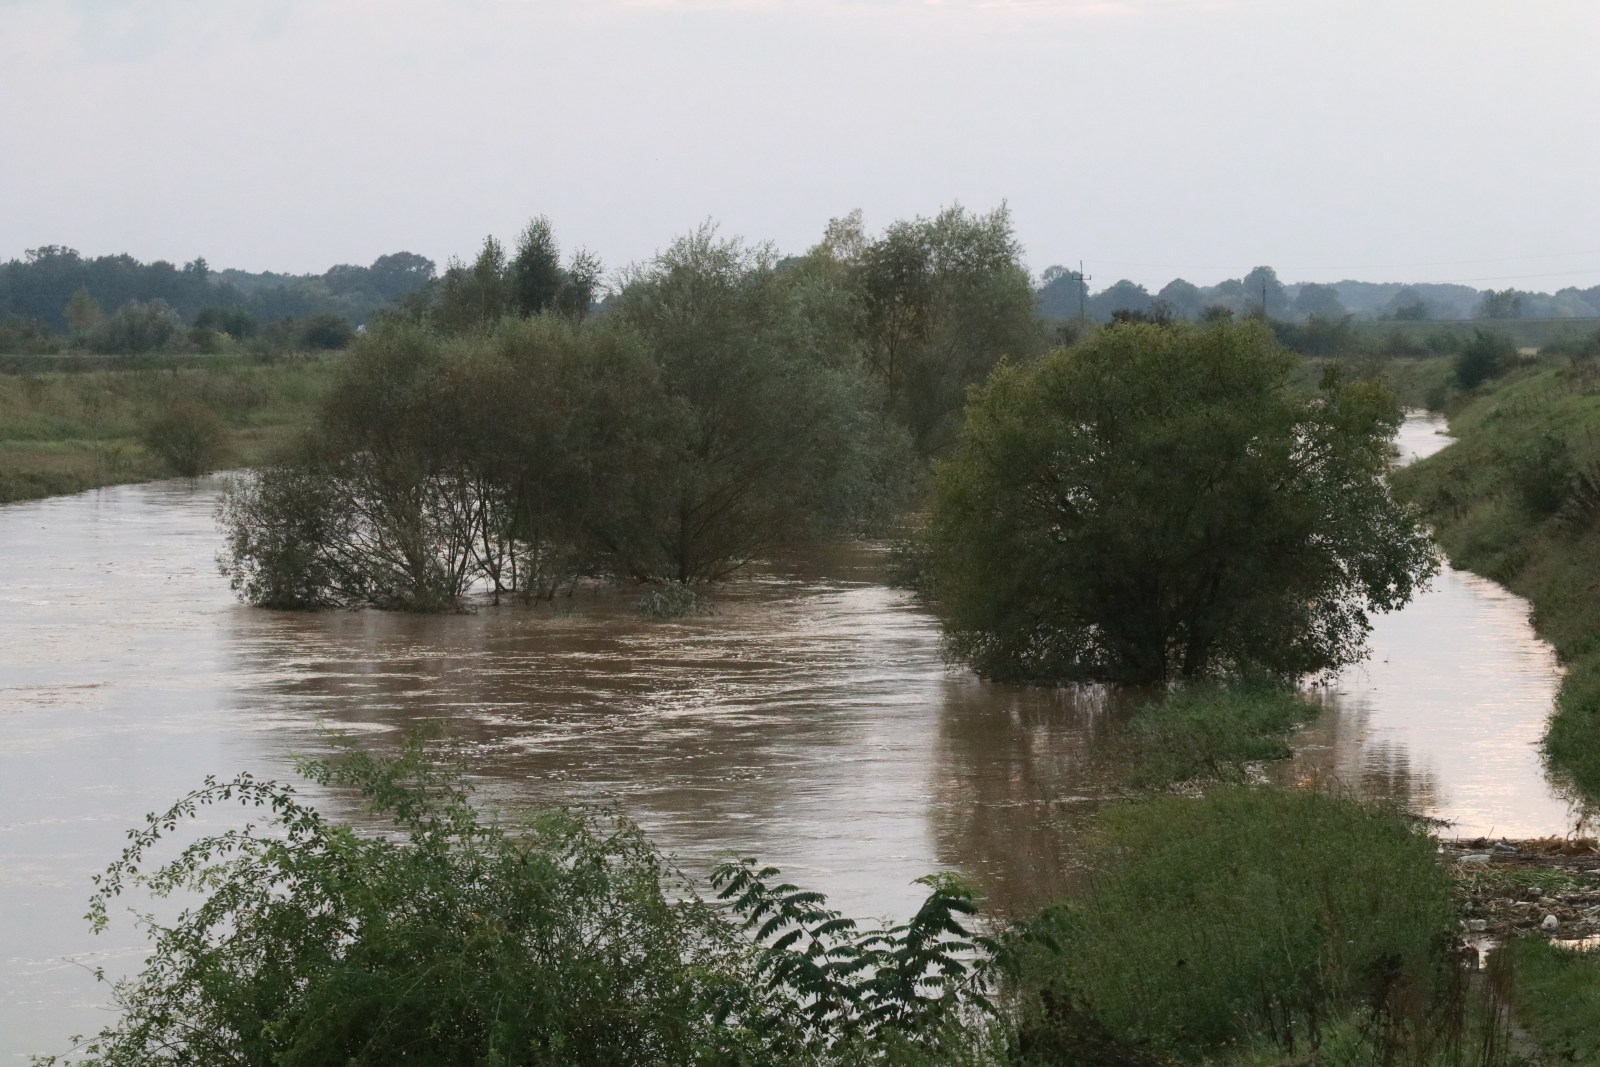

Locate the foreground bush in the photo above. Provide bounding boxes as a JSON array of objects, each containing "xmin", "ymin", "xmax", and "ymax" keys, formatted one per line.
[
  {"xmin": 1010, "ymin": 789, "xmax": 1460, "ymax": 1062},
  {"xmin": 50, "ymin": 741, "xmax": 999, "ymax": 1066}
]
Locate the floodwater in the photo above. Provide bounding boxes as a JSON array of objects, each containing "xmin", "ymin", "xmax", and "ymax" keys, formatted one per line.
[{"xmin": 0, "ymin": 413, "xmax": 1579, "ymax": 1060}]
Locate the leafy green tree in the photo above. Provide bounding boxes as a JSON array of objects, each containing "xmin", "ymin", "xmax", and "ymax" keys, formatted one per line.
[
  {"xmin": 929, "ymin": 321, "xmax": 1436, "ymax": 683},
  {"xmin": 366, "ymin": 250, "xmax": 437, "ymax": 301},
  {"xmin": 820, "ymin": 205, "xmax": 1043, "ymax": 456},
  {"xmin": 1088, "ymin": 280, "xmax": 1152, "ymax": 323},
  {"xmin": 435, "ymin": 236, "xmax": 511, "ymax": 331},
  {"xmin": 298, "ymin": 311, "xmax": 355, "ymax": 349},
  {"xmin": 1476, "ymin": 288, "xmax": 1524, "ymax": 320},
  {"xmin": 90, "ymin": 299, "xmax": 183, "ymax": 354},
  {"xmin": 1154, "ymin": 278, "xmax": 1204, "ymax": 320},
  {"xmin": 1291, "ymin": 282, "xmax": 1344, "ymax": 320},
  {"xmin": 1454, "ymin": 326, "xmax": 1515, "ymax": 389},
  {"xmin": 1383, "ymin": 286, "xmax": 1430, "ymax": 321},
  {"xmin": 508, "ymin": 216, "xmax": 566, "ymax": 315},
  {"xmin": 1240, "ymin": 266, "xmax": 1288, "ymax": 319},
  {"xmin": 1036, "ymin": 265, "xmax": 1090, "ymax": 321},
  {"xmin": 612, "ymin": 226, "xmax": 913, "ymax": 581},
  {"xmin": 63, "ymin": 287, "xmax": 102, "ymax": 336},
  {"xmin": 194, "ymin": 306, "xmax": 258, "ymax": 339},
  {"xmin": 507, "ymin": 217, "xmax": 602, "ymax": 320}
]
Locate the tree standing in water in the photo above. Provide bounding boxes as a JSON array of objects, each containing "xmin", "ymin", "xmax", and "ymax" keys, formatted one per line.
[{"xmin": 929, "ymin": 320, "xmax": 1437, "ymax": 684}]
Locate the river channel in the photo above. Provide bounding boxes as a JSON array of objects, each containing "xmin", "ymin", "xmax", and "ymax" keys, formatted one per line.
[{"xmin": 0, "ymin": 413, "xmax": 1582, "ymax": 1060}]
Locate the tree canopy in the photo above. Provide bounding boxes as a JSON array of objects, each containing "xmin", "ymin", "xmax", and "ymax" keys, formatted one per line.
[
  {"xmin": 219, "ymin": 226, "xmax": 917, "ymax": 609},
  {"xmin": 928, "ymin": 321, "xmax": 1437, "ymax": 683}
]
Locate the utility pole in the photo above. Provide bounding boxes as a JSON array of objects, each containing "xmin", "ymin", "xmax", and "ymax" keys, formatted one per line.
[{"xmin": 1077, "ymin": 260, "xmax": 1092, "ymax": 325}]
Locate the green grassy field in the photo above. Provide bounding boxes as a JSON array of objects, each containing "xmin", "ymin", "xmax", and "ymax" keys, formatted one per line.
[{"xmin": 0, "ymin": 354, "xmax": 337, "ymax": 503}]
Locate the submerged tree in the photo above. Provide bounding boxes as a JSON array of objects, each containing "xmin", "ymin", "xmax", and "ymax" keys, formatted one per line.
[
  {"xmin": 610, "ymin": 225, "xmax": 913, "ymax": 581},
  {"xmin": 219, "ymin": 227, "xmax": 915, "ymax": 609},
  {"xmin": 929, "ymin": 321, "xmax": 1437, "ymax": 683}
]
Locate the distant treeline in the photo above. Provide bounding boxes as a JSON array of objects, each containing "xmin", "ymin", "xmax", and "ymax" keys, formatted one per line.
[
  {"xmin": 1038, "ymin": 263, "xmax": 1600, "ymax": 324},
  {"xmin": 6, "ymin": 228, "xmax": 1600, "ymax": 361},
  {"xmin": 0, "ymin": 246, "xmax": 435, "ymax": 331},
  {"xmin": 0, "ymin": 246, "xmax": 436, "ymax": 356}
]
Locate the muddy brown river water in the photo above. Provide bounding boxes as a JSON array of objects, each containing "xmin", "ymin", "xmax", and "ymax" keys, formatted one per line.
[{"xmin": 0, "ymin": 413, "xmax": 1583, "ymax": 1060}]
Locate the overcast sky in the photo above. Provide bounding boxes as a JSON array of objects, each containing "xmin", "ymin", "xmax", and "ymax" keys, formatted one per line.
[{"xmin": 3, "ymin": 0, "xmax": 1597, "ymax": 291}]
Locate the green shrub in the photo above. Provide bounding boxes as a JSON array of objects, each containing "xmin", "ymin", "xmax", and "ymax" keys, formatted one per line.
[
  {"xmin": 55, "ymin": 743, "xmax": 747, "ymax": 1066},
  {"xmin": 1011, "ymin": 789, "xmax": 1459, "ymax": 1061},
  {"xmin": 139, "ymin": 401, "xmax": 230, "ymax": 476},
  {"xmin": 1453, "ymin": 328, "xmax": 1514, "ymax": 390},
  {"xmin": 299, "ymin": 311, "xmax": 355, "ymax": 350},
  {"xmin": 91, "ymin": 299, "xmax": 184, "ymax": 354},
  {"xmin": 50, "ymin": 740, "xmax": 1003, "ymax": 1066},
  {"xmin": 1512, "ymin": 432, "xmax": 1573, "ymax": 517}
]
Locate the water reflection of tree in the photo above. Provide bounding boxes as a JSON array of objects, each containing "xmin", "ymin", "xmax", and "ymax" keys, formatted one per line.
[
  {"xmin": 1271, "ymin": 689, "xmax": 1442, "ymax": 812},
  {"xmin": 926, "ymin": 678, "xmax": 1142, "ymax": 918}
]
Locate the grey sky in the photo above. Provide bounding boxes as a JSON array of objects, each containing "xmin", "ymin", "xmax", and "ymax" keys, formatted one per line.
[{"xmin": 3, "ymin": 0, "xmax": 1597, "ymax": 291}]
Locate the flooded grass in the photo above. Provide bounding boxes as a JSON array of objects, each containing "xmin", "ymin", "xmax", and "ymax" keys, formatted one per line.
[{"xmin": 1119, "ymin": 683, "xmax": 1319, "ymax": 788}]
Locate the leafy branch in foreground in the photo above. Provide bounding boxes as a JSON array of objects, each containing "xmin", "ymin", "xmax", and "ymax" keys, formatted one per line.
[
  {"xmin": 47, "ymin": 739, "xmax": 1002, "ymax": 1066},
  {"xmin": 711, "ymin": 859, "xmax": 997, "ymax": 1059}
]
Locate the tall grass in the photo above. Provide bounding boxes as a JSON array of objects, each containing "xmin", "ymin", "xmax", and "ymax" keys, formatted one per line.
[
  {"xmin": 1008, "ymin": 789, "xmax": 1477, "ymax": 1065},
  {"xmin": 1503, "ymin": 938, "xmax": 1600, "ymax": 1067},
  {"xmin": 1118, "ymin": 683, "xmax": 1318, "ymax": 788}
]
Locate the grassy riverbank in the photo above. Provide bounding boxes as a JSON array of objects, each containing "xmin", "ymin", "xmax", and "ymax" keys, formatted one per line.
[{"xmin": 0, "ymin": 354, "xmax": 337, "ymax": 503}]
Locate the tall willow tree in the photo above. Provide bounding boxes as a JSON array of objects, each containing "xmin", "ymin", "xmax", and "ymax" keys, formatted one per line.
[
  {"xmin": 220, "ymin": 227, "xmax": 915, "ymax": 609},
  {"xmin": 610, "ymin": 226, "xmax": 913, "ymax": 582},
  {"xmin": 807, "ymin": 204, "xmax": 1044, "ymax": 457},
  {"xmin": 929, "ymin": 321, "xmax": 1438, "ymax": 683}
]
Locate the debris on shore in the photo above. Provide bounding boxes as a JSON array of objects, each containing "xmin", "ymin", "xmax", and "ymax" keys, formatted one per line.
[{"xmin": 1446, "ymin": 837, "xmax": 1600, "ymax": 945}]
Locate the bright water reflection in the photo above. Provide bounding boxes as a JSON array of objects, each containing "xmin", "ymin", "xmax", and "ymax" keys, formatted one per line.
[{"xmin": 0, "ymin": 414, "xmax": 1577, "ymax": 1060}]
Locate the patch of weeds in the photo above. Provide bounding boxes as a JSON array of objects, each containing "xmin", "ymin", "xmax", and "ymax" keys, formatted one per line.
[{"xmin": 1119, "ymin": 683, "xmax": 1319, "ymax": 788}]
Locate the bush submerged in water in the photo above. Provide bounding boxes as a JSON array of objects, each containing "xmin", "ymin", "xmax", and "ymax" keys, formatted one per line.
[{"xmin": 637, "ymin": 580, "xmax": 712, "ymax": 619}]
